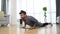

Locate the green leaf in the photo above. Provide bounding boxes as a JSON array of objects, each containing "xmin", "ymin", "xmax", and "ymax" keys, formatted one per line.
[{"xmin": 43, "ymin": 7, "xmax": 47, "ymax": 11}]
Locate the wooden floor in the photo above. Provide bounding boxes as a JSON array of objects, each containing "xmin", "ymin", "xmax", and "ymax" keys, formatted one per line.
[{"xmin": 0, "ymin": 24, "xmax": 60, "ymax": 34}]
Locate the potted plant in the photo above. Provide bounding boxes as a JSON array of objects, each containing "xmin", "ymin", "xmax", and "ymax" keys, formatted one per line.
[{"xmin": 43, "ymin": 7, "xmax": 47, "ymax": 23}]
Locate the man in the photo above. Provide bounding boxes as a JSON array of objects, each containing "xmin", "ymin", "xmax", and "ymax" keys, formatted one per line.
[{"xmin": 19, "ymin": 10, "xmax": 52, "ymax": 29}]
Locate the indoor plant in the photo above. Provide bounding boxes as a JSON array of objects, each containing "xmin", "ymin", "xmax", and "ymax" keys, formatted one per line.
[{"xmin": 43, "ymin": 7, "xmax": 47, "ymax": 23}]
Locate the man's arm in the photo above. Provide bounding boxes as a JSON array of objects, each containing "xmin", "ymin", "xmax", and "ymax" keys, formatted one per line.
[
  {"xmin": 29, "ymin": 16, "xmax": 39, "ymax": 29},
  {"xmin": 20, "ymin": 20, "xmax": 26, "ymax": 28},
  {"xmin": 21, "ymin": 23, "xmax": 26, "ymax": 28}
]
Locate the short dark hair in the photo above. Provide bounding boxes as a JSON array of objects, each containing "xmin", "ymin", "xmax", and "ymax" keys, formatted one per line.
[{"xmin": 19, "ymin": 10, "xmax": 26, "ymax": 15}]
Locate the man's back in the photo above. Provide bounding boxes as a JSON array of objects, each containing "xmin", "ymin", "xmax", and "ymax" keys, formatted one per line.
[{"xmin": 22, "ymin": 16, "xmax": 42, "ymax": 27}]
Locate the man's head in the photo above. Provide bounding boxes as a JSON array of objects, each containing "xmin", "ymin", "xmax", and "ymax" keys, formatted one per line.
[{"xmin": 19, "ymin": 10, "xmax": 27, "ymax": 20}]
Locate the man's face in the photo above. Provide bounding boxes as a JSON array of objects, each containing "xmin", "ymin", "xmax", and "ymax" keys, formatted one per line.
[{"xmin": 20, "ymin": 13, "xmax": 26, "ymax": 19}]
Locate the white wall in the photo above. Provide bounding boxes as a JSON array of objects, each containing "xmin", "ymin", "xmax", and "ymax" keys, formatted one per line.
[{"xmin": 9, "ymin": 0, "xmax": 17, "ymax": 25}]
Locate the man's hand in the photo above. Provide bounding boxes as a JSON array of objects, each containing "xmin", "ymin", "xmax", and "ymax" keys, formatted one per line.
[
  {"xmin": 20, "ymin": 23, "xmax": 26, "ymax": 28},
  {"xmin": 30, "ymin": 25, "xmax": 36, "ymax": 29},
  {"xmin": 30, "ymin": 26, "xmax": 36, "ymax": 29},
  {"xmin": 21, "ymin": 24, "xmax": 26, "ymax": 28},
  {"xmin": 21, "ymin": 26, "xmax": 25, "ymax": 28}
]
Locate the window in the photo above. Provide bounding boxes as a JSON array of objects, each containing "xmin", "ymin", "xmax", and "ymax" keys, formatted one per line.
[{"xmin": 17, "ymin": 0, "xmax": 56, "ymax": 23}]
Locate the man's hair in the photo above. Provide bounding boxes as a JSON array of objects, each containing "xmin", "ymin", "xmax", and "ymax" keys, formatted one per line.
[{"xmin": 19, "ymin": 10, "xmax": 26, "ymax": 15}]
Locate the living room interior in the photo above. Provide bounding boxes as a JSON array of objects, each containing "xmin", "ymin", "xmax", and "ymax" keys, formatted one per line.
[{"xmin": 0, "ymin": 0, "xmax": 60, "ymax": 34}]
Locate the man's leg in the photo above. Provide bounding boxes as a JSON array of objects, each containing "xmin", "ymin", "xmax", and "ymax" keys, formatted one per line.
[
  {"xmin": 42, "ymin": 23, "xmax": 48, "ymax": 27},
  {"xmin": 41, "ymin": 23, "xmax": 52, "ymax": 27}
]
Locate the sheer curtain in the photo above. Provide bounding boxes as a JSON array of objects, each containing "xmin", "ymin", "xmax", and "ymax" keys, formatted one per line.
[
  {"xmin": 17, "ymin": 0, "xmax": 56, "ymax": 23},
  {"xmin": 0, "ymin": 0, "xmax": 1, "ymax": 11}
]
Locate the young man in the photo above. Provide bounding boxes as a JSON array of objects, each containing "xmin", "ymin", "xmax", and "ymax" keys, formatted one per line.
[{"xmin": 19, "ymin": 10, "xmax": 52, "ymax": 29}]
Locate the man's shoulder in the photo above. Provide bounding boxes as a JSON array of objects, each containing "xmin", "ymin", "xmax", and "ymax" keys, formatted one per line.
[
  {"xmin": 27, "ymin": 16, "xmax": 34, "ymax": 18},
  {"xmin": 27, "ymin": 16, "xmax": 35, "ymax": 20}
]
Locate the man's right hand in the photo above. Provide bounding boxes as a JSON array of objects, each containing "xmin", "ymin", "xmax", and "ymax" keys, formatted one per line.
[{"xmin": 21, "ymin": 25, "xmax": 26, "ymax": 28}]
